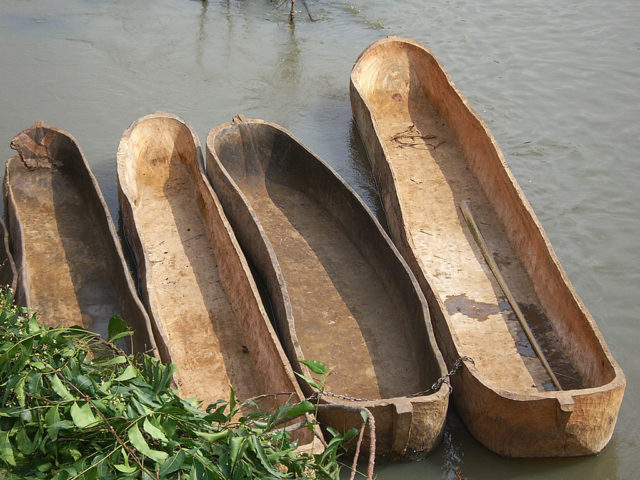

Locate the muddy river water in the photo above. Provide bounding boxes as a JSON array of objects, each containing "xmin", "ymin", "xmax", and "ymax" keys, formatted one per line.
[{"xmin": 1, "ymin": 0, "xmax": 638, "ymax": 478}]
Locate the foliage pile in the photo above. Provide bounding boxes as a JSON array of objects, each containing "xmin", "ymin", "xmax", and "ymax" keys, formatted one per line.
[{"xmin": 0, "ymin": 289, "xmax": 353, "ymax": 479}]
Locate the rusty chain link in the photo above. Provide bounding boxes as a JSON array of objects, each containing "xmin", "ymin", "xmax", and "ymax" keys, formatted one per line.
[{"xmin": 307, "ymin": 356, "xmax": 474, "ymax": 403}]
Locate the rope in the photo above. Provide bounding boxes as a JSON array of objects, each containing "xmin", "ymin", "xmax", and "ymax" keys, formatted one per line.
[
  {"xmin": 304, "ymin": 357, "xmax": 472, "ymax": 479},
  {"xmin": 390, "ymin": 124, "xmax": 446, "ymax": 150},
  {"xmin": 348, "ymin": 406, "xmax": 375, "ymax": 480}
]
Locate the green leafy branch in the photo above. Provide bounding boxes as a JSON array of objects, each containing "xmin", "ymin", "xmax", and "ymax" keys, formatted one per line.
[
  {"xmin": 296, "ymin": 360, "xmax": 375, "ymax": 480},
  {"xmin": 0, "ymin": 288, "xmax": 353, "ymax": 479}
]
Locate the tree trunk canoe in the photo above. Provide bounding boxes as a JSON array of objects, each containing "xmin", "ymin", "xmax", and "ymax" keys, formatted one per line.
[
  {"xmin": 349, "ymin": 36, "xmax": 625, "ymax": 457},
  {"xmin": 4, "ymin": 123, "xmax": 157, "ymax": 355},
  {"xmin": 116, "ymin": 112, "xmax": 318, "ymax": 449},
  {"xmin": 205, "ymin": 116, "xmax": 449, "ymax": 456},
  {"xmin": 0, "ymin": 217, "xmax": 17, "ymax": 294}
]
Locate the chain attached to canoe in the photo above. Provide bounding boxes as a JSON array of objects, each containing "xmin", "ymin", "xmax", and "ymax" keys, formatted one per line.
[
  {"xmin": 309, "ymin": 356, "xmax": 474, "ymax": 403},
  {"xmin": 409, "ymin": 356, "xmax": 474, "ymax": 397}
]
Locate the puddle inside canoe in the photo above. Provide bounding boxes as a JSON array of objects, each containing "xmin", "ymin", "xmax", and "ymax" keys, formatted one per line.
[{"xmin": 444, "ymin": 293, "xmax": 510, "ymax": 321}]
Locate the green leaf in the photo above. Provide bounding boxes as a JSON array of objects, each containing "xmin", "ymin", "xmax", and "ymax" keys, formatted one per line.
[
  {"xmin": 189, "ymin": 458, "xmax": 208, "ymax": 480},
  {"xmin": 114, "ymin": 463, "xmax": 138, "ymax": 474},
  {"xmin": 45, "ymin": 406, "xmax": 60, "ymax": 426},
  {"xmin": 68, "ymin": 447, "xmax": 82, "ymax": 461},
  {"xmin": 127, "ymin": 423, "xmax": 168, "ymax": 463},
  {"xmin": 37, "ymin": 461, "xmax": 53, "ymax": 473},
  {"xmin": 27, "ymin": 371, "xmax": 43, "ymax": 392},
  {"xmin": 360, "ymin": 409, "xmax": 369, "ymax": 423},
  {"xmin": 115, "ymin": 365, "xmax": 138, "ymax": 382},
  {"xmin": 30, "ymin": 360, "xmax": 46, "ymax": 370},
  {"xmin": 156, "ymin": 362, "xmax": 177, "ymax": 393},
  {"xmin": 107, "ymin": 315, "xmax": 129, "ymax": 343},
  {"xmin": 342, "ymin": 427, "xmax": 359, "ymax": 443},
  {"xmin": 143, "ymin": 417, "xmax": 168, "ymax": 443},
  {"xmin": 134, "ymin": 387, "xmax": 162, "ymax": 409},
  {"xmin": 299, "ymin": 359, "xmax": 327, "ymax": 375},
  {"xmin": 1, "ymin": 375, "xmax": 19, "ymax": 405},
  {"xmin": 229, "ymin": 436, "xmax": 244, "ymax": 469},
  {"xmin": 70, "ymin": 402, "xmax": 99, "ymax": 428},
  {"xmin": 82, "ymin": 464, "xmax": 99, "ymax": 480},
  {"xmin": 194, "ymin": 429, "xmax": 230, "ymax": 442},
  {"xmin": 28, "ymin": 315, "xmax": 40, "ymax": 333},
  {"xmin": 2, "ymin": 289, "xmax": 12, "ymax": 306},
  {"xmin": 0, "ymin": 431, "xmax": 16, "ymax": 467},
  {"xmin": 268, "ymin": 404, "xmax": 292, "ymax": 425},
  {"xmin": 113, "ymin": 463, "xmax": 138, "ymax": 474},
  {"xmin": 0, "ymin": 289, "xmax": 348, "ymax": 479},
  {"xmin": 228, "ymin": 386, "xmax": 237, "ymax": 416},
  {"xmin": 50, "ymin": 374, "xmax": 74, "ymax": 400},
  {"xmin": 285, "ymin": 400, "xmax": 315, "ymax": 418},
  {"xmin": 294, "ymin": 372, "xmax": 320, "ymax": 390},
  {"xmin": 93, "ymin": 355, "xmax": 127, "ymax": 367},
  {"xmin": 114, "ymin": 448, "xmax": 138, "ymax": 474},
  {"xmin": 16, "ymin": 428, "xmax": 35, "ymax": 455},
  {"xmin": 74, "ymin": 374, "xmax": 93, "ymax": 394},
  {"xmin": 249, "ymin": 435, "xmax": 282, "ymax": 477},
  {"xmin": 20, "ymin": 407, "xmax": 32, "ymax": 423},
  {"xmin": 159, "ymin": 449, "xmax": 186, "ymax": 476},
  {"xmin": 109, "ymin": 330, "xmax": 134, "ymax": 344},
  {"xmin": 326, "ymin": 426, "xmax": 340, "ymax": 438},
  {"xmin": 204, "ymin": 410, "xmax": 227, "ymax": 423},
  {"xmin": 14, "ymin": 374, "xmax": 26, "ymax": 407},
  {"xmin": 47, "ymin": 420, "xmax": 74, "ymax": 431}
]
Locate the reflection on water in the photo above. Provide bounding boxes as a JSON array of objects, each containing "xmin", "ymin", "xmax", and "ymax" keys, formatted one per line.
[
  {"xmin": 1, "ymin": 0, "xmax": 638, "ymax": 478},
  {"xmin": 195, "ymin": 0, "xmax": 208, "ymax": 67}
]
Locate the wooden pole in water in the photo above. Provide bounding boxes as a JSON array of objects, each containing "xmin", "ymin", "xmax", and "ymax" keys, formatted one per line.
[
  {"xmin": 289, "ymin": 0, "xmax": 296, "ymax": 21},
  {"xmin": 460, "ymin": 200, "xmax": 563, "ymax": 391}
]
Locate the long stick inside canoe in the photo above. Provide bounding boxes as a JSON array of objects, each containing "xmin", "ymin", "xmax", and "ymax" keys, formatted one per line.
[{"xmin": 460, "ymin": 200, "xmax": 563, "ymax": 391}]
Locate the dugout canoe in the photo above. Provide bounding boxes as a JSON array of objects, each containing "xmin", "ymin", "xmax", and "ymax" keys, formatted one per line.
[
  {"xmin": 205, "ymin": 115, "xmax": 449, "ymax": 456},
  {"xmin": 4, "ymin": 123, "xmax": 156, "ymax": 354},
  {"xmin": 0, "ymin": 217, "xmax": 17, "ymax": 294},
  {"xmin": 116, "ymin": 112, "xmax": 318, "ymax": 449},
  {"xmin": 350, "ymin": 36, "xmax": 625, "ymax": 457}
]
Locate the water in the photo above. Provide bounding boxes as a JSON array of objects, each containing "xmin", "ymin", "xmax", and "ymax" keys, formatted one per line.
[{"xmin": 1, "ymin": 0, "xmax": 638, "ymax": 477}]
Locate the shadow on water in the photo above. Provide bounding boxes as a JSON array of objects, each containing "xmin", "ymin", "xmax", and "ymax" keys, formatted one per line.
[{"xmin": 277, "ymin": 20, "xmax": 301, "ymax": 85}]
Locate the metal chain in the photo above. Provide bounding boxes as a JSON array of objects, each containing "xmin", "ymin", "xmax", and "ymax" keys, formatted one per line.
[
  {"xmin": 408, "ymin": 356, "xmax": 474, "ymax": 397},
  {"xmin": 308, "ymin": 356, "xmax": 474, "ymax": 403}
]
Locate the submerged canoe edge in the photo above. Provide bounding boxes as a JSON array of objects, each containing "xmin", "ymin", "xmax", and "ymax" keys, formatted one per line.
[
  {"xmin": 350, "ymin": 36, "xmax": 624, "ymax": 457},
  {"xmin": 205, "ymin": 116, "xmax": 450, "ymax": 456}
]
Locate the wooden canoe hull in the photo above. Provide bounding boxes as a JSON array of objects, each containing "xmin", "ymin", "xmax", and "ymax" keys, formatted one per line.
[
  {"xmin": 117, "ymin": 112, "xmax": 317, "ymax": 449},
  {"xmin": 4, "ymin": 122, "xmax": 157, "ymax": 355},
  {"xmin": 0, "ymin": 217, "xmax": 17, "ymax": 294},
  {"xmin": 350, "ymin": 36, "xmax": 624, "ymax": 457},
  {"xmin": 205, "ymin": 116, "xmax": 449, "ymax": 456}
]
